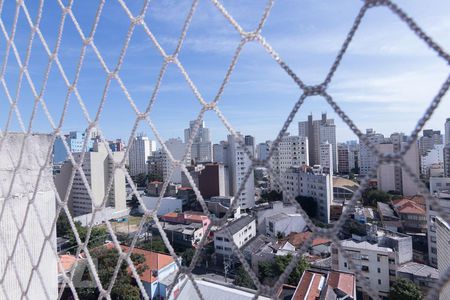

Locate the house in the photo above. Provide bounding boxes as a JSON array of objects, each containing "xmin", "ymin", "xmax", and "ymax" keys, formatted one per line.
[
  {"xmin": 151, "ymin": 222, "xmax": 205, "ymax": 249},
  {"xmin": 292, "ymin": 269, "xmax": 356, "ymax": 300},
  {"xmin": 377, "ymin": 202, "xmax": 401, "ymax": 232},
  {"xmin": 392, "ymin": 197, "xmax": 427, "ymax": 233},
  {"xmin": 397, "ymin": 261, "xmax": 438, "ymax": 295},
  {"xmin": 252, "ymin": 201, "xmax": 297, "ymax": 234},
  {"xmin": 120, "ymin": 245, "xmax": 181, "ymax": 300}
]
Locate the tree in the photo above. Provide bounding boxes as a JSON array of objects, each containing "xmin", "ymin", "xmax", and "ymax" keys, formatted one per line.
[
  {"xmin": 389, "ymin": 278, "xmax": 423, "ymax": 300},
  {"xmin": 295, "ymin": 195, "xmax": 317, "ymax": 219},
  {"xmin": 181, "ymin": 248, "xmax": 195, "ymax": 266},
  {"xmin": 365, "ymin": 189, "xmax": 391, "ymax": 206},
  {"xmin": 137, "ymin": 238, "xmax": 168, "ymax": 254},
  {"xmin": 234, "ymin": 265, "xmax": 256, "ymax": 289},
  {"xmin": 258, "ymin": 254, "xmax": 309, "ymax": 286},
  {"xmin": 57, "ymin": 211, "xmax": 72, "ymax": 237},
  {"xmin": 75, "ymin": 247, "xmax": 148, "ymax": 300},
  {"xmin": 67, "ymin": 222, "xmax": 108, "ymax": 252}
]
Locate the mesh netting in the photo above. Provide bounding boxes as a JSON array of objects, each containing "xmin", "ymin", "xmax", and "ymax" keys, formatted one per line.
[{"xmin": 1, "ymin": 0, "xmax": 450, "ymax": 299}]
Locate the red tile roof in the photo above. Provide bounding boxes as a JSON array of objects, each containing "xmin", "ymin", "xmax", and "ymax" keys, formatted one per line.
[
  {"xmin": 327, "ymin": 271, "xmax": 355, "ymax": 298},
  {"xmin": 58, "ymin": 254, "xmax": 78, "ymax": 273},
  {"xmin": 121, "ymin": 245, "xmax": 175, "ymax": 283},
  {"xmin": 292, "ymin": 271, "xmax": 324, "ymax": 300},
  {"xmin": 393, "ymin": 198, "xmax": 425, "ymax": 215},
  {"xmin": 282, "ymin": 232, "xmax": 331, "ymax": 249}
]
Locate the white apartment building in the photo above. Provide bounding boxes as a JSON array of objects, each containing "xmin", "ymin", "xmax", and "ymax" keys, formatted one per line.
[
  {"xmin": 421, "ymin": 144, "xmax": 444, "ymax": 175},
  {"xmin": 332, "ymin": 229, "xmax": 413, "ymax": 300},
  {"xmin": 184, "ymin": 120, "xmax": 212, "ymax": 163},
  {"xmin": 436, "ymin": 217, "xmax": 450, "ymax": 300},
  {"xmin": 265, "ymin": 213, "xmax": 306, "ymax": 238},
  {"xmin": 128, "ymin": 134, "xmax": 156, "ymax": 176},
  {"xmin": 55, "ymin": 141, "xmax": 127, "ymax": 217},
  {"xmin": 320, "ymin": 141, "xmax": 333, "ymax": 175},
  {"xmin": 1, "ymin": 134, "xmax": 57, "ymax": 299},
  {"xmin": 214, "ymin": 216, "xmax": 256, "ymax": 257},
  {"xmin": 270, "ymin": 134, "xmax": 309, "ymax": 189},
  {"xmin": 256, "ymin": 141, "xmax": 271, "ymax": 161},
  {"xmin": 376, "ymin": 136, "xmax": 420, "ymax": 196},
  {"xmin": 445, "ymin": 118, "xmax": 450, "ymax": 145},
  {"xmin": 227, "ymin": 134, "xmax": 255, "ymax": 210},
  {"xmin": 359, "ymin": 129, "xmax": 385, "ymax": 176},
  {"xmin": 165, "ymin": 137, "xmax": 190, "ymax": 183},
  {"xmin": 427, "ymin": 177, "xmax": 450, "ymax": 267},
  {"xmin": 299, "ymin": 113, "xmax": 337, "ymax": 173},
  {"xmin": 419, "ymin": 129, "xmax": 443, "ymax": 156},
  {"xmin": 282, "ymin": 166, "xmax": 333, "ymax": 223},
  {"xmin": 445, "ymin": 144, "xmax": 450, "ymax": 177}
]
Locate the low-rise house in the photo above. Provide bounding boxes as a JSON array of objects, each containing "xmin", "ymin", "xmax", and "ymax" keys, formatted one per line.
[
  {"xmin": 214, "ymin": 216, "xmax": 256, "ymax": 259},
  {"xmin": 151, "ymin": 222, "xmax": 205, "ymax": 249},
  {"xmin": 120, "ymin": 245, "xmax": 181, "ymax": 300},
  {"xmin": 242, "ymin": 234, "xmax": 278, "ymax": 273},
  {"xmin": 397, "ymin": 261, "xmax": 438, "ymax": 295},
  {"xmin": 279, "ymin": 232, "xmax": 331, "ymax": 258},
  {"xmin": 292, "ymin": 269, "xmax": 356, "ymax": 300},
  {"xmin": 377, "ymin": 202, "xmax": 401, "ymax": 232},
  {"xmin": 392, "ymin": 197, "xmax": 427, "ymax": 233},
  {"xmin": 265, "ymin": 213, "xmax": 306, "ymax": 238}
]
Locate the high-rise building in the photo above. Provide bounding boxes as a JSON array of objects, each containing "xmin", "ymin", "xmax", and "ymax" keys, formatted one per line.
[
  {"xmin": 165, "ymin": 138, "xmax": 190, "ymax": 183},
  {"xmin": 337, "ymin": 143, "xmax": 349, "ymax": 174},
  {"xmin": 299, "ymin": 113, "xmax": 337, "ymax": 173},
  {"xmin": 213, "ymin": 141, "xmax": 229, "ymax": 164},
  {"xmin": 270, "ymin": 134, "xmax": 309, "ymax": 188},
  {"xmin": 53, "ymin": 129, "xmax": 98, "ymax": 164},
  {"xmin": 184, "ymin": 120, "xmax": 212, "ymax": 163},
  {"xmin": 359, "ymin": 129, "xmax": 385, "ymax": 176},
  {"xmin": 109, "ymin": 139, "xmax": 125, "ymax": 152},
  {"xmin": 282, "ymin": 165, "xmax": 333, "ymax": 223},
  {"xmin": 181, "ymin": 163, "xmax": 226, "ymax": 199},
  {"xmin": 319, "ymin": 141, "xmax": 333, "ymax": 175},
  {"xmin": 421, "ymin": 144, "xmax": 444, "ymax": 176},
  {"xmin": 436, "ymin": 217, "xmax": 450, "ymax": 300},
  {"xmin": 419, "ymin": 129, "xmax": 443, "ymax": 155},
  {"xmin": 227, "ymin": 134, "xmax": 255, "ymax": 210},
  {"xmin": 55, "ymin": 141, "xmax": 127, "ymax": 217},
  {"xmin": 376, "ymin": 134, "xmax": 420, "ymax": 196},
  {"xmin": 427, "ymin": 177, "xmax": 450, "ymax": 267},
  {"xmin": 256, "ymin": 141, "xmax": 271, "ymax": 161},
  {"xmin": 128, "ymin": 134, "xmax": 156, "ymax": 176},
  {"xmin": 445, "ymin": 118, "xmax": 450, "ymax": 145},
  {"xmin": 347, "ymin": 141, "xmax": 359, "ymax": 173},
  {"xmin": 1, "ymin": 133, "xmax": 58, "ymax": 299},
  {"xmin": 444, "ymin": 144, "xmax": 450, "ymax": 177}
]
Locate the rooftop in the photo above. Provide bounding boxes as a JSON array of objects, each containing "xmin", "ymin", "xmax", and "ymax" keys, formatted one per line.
[
  {"xmin": 219, "ymin": 215, "xmax": 255, "ymax": 235},
  {"xmin": 333, "ymin": 177, "xmax": 360, "ymax": 192},
  {"xmin": 121, "ymin": 245, "xmax": 175, "ymax": 283},
  {"xmin": 397, "ymin": 262, "xmax": 438, "ymax": 279},
  {"xmin": 340, "ymin": 239, "xmax": 393, "ymax": 253},
  {"xmin": 377, "ymin": 202, "xmax": 399, "ymax": 219},
  {"xmin": 281, "ymin": 232, "xmax": 331, "ymax": 249}
]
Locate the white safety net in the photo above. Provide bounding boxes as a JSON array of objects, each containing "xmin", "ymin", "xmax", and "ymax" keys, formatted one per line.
[{"xmin": 1, "ymin": 0, "xmax": 450, "ymax": 299}]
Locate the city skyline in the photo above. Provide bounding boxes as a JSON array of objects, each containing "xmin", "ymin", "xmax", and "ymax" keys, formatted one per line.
[{"xmin": 1, "ymin": 1, "xmax": 449, "ymax": 144}]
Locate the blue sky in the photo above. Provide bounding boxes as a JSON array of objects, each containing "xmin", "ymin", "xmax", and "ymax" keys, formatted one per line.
[{"xmin": 1, "ymin": 0, "xmax": 450, "ymax": 147}]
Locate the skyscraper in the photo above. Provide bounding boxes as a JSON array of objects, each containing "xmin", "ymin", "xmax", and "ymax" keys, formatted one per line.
[
  {"xmin": 359, "ymin": 129, "xmax": 385, "ymax": 176},
  {"xmin": 445, "ymin": 118, "xmax": 450, "ymax": 145},
  {"xmin": 54, "ymin": 141, "xmax": 127, "ymax": 217},
  {"xmin": 128, "ymin": 134, "xmax": 156, "ymax": 176},
  {"xmin": 184, "ymin": 120, "xmax": 212, "ymax": 163},
  {"xmin": 419, "ymin": 129, "xmax": 443, "ymax": 155},
  {"xmin": 320, "ymin": 141, "xmax": 333, "ymax": 175},
  {"xmin": 227, "ymin": 133, "xmax": 255, "ymax": 210},
  {"xmin": 53, "ymin": 129, "xmax": 98, "ymax": 164},
  {"xmin": 298, "ymin": 113, "xmax": 337, "ymax": 173}
]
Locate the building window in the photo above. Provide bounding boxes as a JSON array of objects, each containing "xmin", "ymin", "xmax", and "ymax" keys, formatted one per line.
[
  {"xmin": 361, "ymin": 266, "xmax": 369, "ymax": 272},
  {"xmin": 216, "ymin": 237, "xmax": 223, "ymax": 241},
  {"xmin": 378, "ymin": 268, "xmax": 381, "ymax": 273},
  {"xmin": 378, "ymin": 279, "xmax": 381, "ymax": 285},
  {"xmin": 344, "ymin": 262, "xmax": 347, "ymax": 268}
]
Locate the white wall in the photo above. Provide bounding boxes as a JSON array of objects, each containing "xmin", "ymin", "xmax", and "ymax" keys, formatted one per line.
[{"xmin": 139, "ymin": 196, "xmax": 183, "ymax": 216}]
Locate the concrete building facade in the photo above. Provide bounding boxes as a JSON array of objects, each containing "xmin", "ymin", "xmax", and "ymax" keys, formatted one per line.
[
  {"xmin": 359, "ymin": 129, "xmax": 385, "ymax": 176},
  {"xmin": 128, "ymin": 134, "xmax": 156, "ymax": 176},
  {"xmin": 55, "ymin": 141, "xmax": 127, "ymax": 217},
  {"xmin": 214, "ymin": 216, "xmax": 256, "ymax": 257},
  {"xmin": 184, "ymin": 120, "xmax": 212, "ymax": 163}
]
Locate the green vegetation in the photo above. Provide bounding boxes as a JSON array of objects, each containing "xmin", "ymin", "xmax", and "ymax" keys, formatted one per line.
[
  {"xmin": 136, "ymin": 237, "xmax": 168, "ymax": 254},
  {"xmin": 68, "ymin": 222, "xmax": 108, "ymax": 252},
  {"xmin": 234, "ymin": 265, "xmax": 256, "ymax": 289},
  {"xmin": 258, "ymin": 254, "xmax": 309, "ymax": 286},
  {"xmin": 364, "ymin": 189, "xmax": 391, "ymax": 206},
  {"xmin": 75, "ymin": 247, "xmax": 147, "ymax": 300},
  {"xmin": 389, "ymin": 278, "xmax": 423, "ymax": 300}
]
